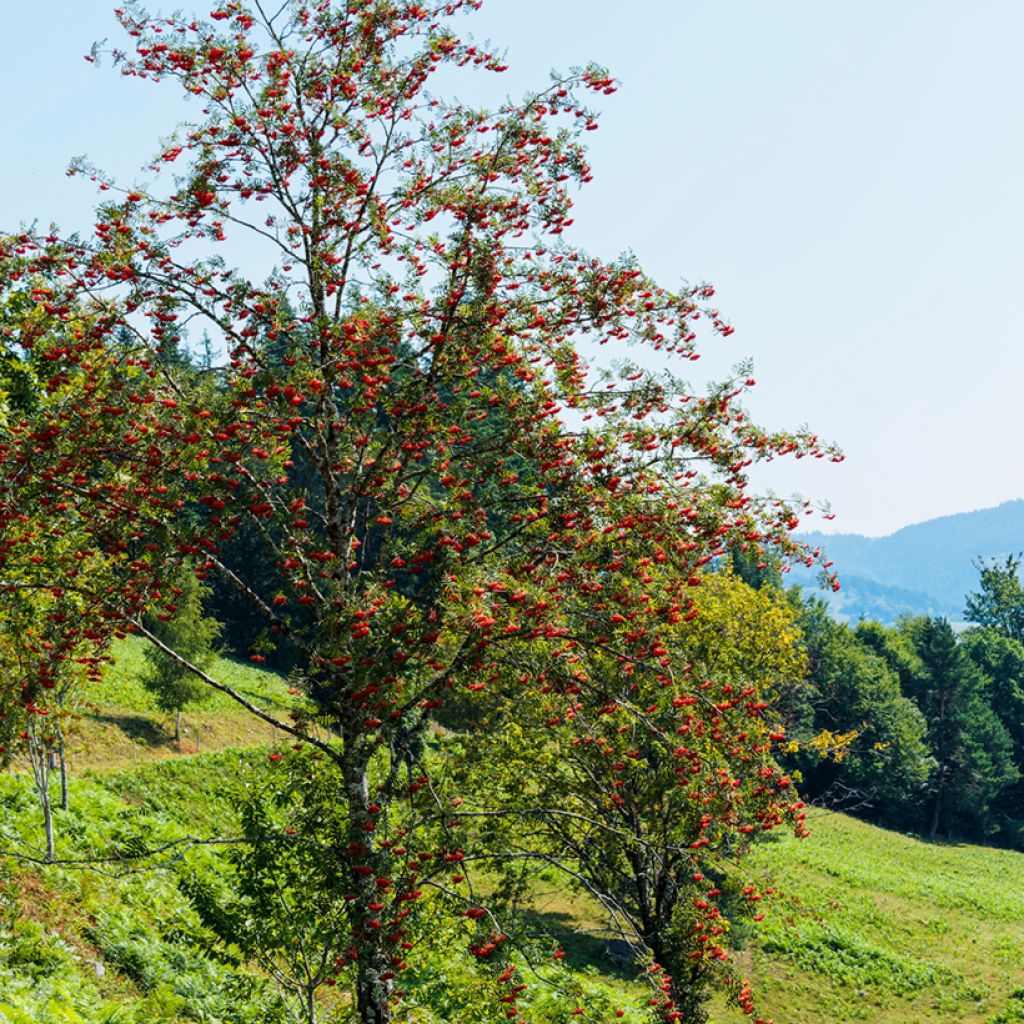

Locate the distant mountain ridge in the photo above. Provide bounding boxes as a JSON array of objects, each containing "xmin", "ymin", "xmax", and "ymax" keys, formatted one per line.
[{"xmin": 791, "ymin": 499, "xmax": 1024, "ymax": 623}]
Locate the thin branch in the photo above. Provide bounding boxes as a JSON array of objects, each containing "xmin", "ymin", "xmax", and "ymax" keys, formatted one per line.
[{"xmin": 130, "ymin": 618, "xmax": 341, "ymax": 764}]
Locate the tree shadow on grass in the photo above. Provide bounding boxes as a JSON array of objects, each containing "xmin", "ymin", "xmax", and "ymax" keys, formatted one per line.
[
  {"xmin": 516, "ymin": 907, "xmax": 642, "ymax": 984},
  {"xmin": 84, "ymin": 712, "xmax": 169, "ymax": 747}
]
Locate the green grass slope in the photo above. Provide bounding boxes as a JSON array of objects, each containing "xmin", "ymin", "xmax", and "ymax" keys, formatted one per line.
[
  {"xmin": 711, "ymin": 810, "xmax": 1024, "ymax": 1024},
  {"xmin": 4, "ymin": 765, "xmax": 1023, "ymax": 1023},
  {"xmin": 0, "ymin": 750, "xmax": 290, "ymax": 1024},
  {"xmin": 3, "ymin": 641, "xmax": 1023, "ymax": 1023},
  {"xmin": 66, "ymin": 637, "xmax": 303, "ymax": 771}
]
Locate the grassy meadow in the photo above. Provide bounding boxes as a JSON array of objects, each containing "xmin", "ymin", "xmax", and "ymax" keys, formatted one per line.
[
  {"xmin": 1, "ymin": 646, "xmax": 1023, "ymax": 1023},
  {"xmin": 64, "ymin": 637, "xmax": 303, "ymax": 770},
  {"xmin": 712, "ymin": 811, "xmax": 1024, "ymax": 1023}
]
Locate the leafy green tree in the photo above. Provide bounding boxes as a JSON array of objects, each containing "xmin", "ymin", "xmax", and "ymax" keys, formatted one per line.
[
  {"xmin": 142, "ymin": 566, "xmax": 222, "ymax": 745},
  {"xmin": 787, "ymin": 603, "xmax": 932, "ymax": 822},
  {"xmin": 901, "ymin": 618, "xmax": 1018, "ymax": 839},
  {"xmin": 960, "ymin": 627, "xmax": 1024, "ymax": 831},
  {"xmin": 961, "ymin": 628, "xmax": 1024, "ymax": 754},
  {"xmin": 0, "ymin": 540, "xmax": 107, "ymax": 858},
  {"xmin": 180, "ymin": 754, "xmax": 349, "ymax": 1024},
  {"xmin": 851, "ymin": 618, "xmax": 923, "ymax": 693},
  {"xmin": 965, "ymin": 555, "xmax": 1024, "ymax": 642}
]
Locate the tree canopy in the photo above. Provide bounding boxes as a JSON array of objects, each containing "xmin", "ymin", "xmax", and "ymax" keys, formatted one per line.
[{"xmin": 0, "ymin": 2, "xmax": 841, "ymax": 1021}]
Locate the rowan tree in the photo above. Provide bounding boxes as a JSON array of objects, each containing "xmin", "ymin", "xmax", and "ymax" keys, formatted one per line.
[
  {"xmin": 452, "ymin": 569, "xmax": 808, "ymax": 1022},
  {"xmin": 0, "ymin": 275, "xmax": 137, "ymax": 854},
  {"xmin": 0, "ymin": 2, "xmax": 839, "ymax": 1020},
  {"xmin": 0, "ymin": 517, "xmax": 110, "ymax": 858}
]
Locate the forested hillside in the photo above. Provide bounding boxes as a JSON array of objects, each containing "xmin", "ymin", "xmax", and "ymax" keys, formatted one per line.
[{"xmin": 795, "ymin": 500, "xmax": 1024, "ymax": 623}]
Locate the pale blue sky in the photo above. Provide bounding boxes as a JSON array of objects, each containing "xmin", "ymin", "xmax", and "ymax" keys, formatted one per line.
[{"xmin": 3, "ymin": 1, "xmax": 1023, "ymax": 537}]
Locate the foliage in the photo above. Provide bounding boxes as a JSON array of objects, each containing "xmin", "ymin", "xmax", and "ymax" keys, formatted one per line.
[
  {"xmin": 806, "ymin": 612, "xmax": 1022, "ymax": 843},
  {"xmin": 180, "ymin": 750, "xmax": 365, "ymax": 1024},
  {"xmin": 898, "ymin": 618, "xmax": 1018, "ymax": 839},
  {"xmin": 141, "ymin": 565, "xmax": 222, "ymax": 739},
  {"xmin": 455, "ymin": 570, "xmax": 809, "ymax": 1021},
  {"xmin": 784, "ymin": 596, "xmax": 1024, "ymax": 846},
  {"xmin": 960, "ymin": 627, "xmax": 1024, "ymax": 826},
  {"xmin": 965, "ymin": 555, "xmax": 1024, "ymax": 642},
  {"xmin": 960, "ymin": 630, "xmax": 1024, "ymax": 750},
  {"xmin": 0, "ymin": 1, "xmax": 840, "ymax": 1020},
  {"xmin": 756, "ymin": 921, "xmax": 961, "ymax": 996},
  {"xmin": 988, "ymin": 990, "xmax": 1024, "ymax": 1024},
  {"xmin": 0, "ymin": 752, "xmax": 294, "ymax": 1024},
  {"xmin": 784, "ymin": 600, "xmax": 932, "ymax": 820}
]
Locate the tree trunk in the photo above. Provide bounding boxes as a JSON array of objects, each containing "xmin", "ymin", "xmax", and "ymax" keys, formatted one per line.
[
  {"xmin": 34, "ymin": 759, "xmax": 55, "ymax": 864},
  {"xmin": 175, "ymin": 709, "xmax": 182, "ymax": 750},
  {"xmin": 26, "ymin": 728, "xmax": 56, "ymax": 863},
  {"xmin": 304, "ymin": 984, "xmax": 318, "ymax": 1024},
  {"xmin": 41, "ymin": 785, "xmax": 55, "ymax": 863},
  {"xmin": 342, "ymin": 745, "xmax": 393, "ymax": 1024},
  {"xmin": 646, "ymin": 929, "xmax": 710, "ymax": 1024},
  {"xmin": 356, "ymin": 980, "xmax": 391, "ymax": 1024},
  {"xmin": 57, "ymin": 722, "xmax": 69, "ymax": 812},
  {"xmin": 929, "ymin": 782, "xmax": 943, "ymax": 840}
]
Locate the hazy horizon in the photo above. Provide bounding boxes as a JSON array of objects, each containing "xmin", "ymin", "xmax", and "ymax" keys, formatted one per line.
[{"xmin": 796, "ymin": 496, "xmax": 1024, "ymax": 541}]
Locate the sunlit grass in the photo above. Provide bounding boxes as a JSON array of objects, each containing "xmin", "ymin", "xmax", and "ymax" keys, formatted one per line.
[
  {"xmin": 7, "ymin": 638, "xmax": 1024, "ymax": 1023},
  {"xmin": 53, "ymin": 636, "xmax": 306, "ymax": 771},
  {"xmin": 84, "ymin": 635, "xmax": 293, "ymax": 714},
  {"xmin": 707, "ymin": 810, "xmax": 1024, "ymax": 1023}
]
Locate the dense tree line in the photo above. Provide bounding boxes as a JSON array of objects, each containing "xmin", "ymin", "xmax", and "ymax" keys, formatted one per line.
[{"xmin": 777, "ymin": 558, "xmax": 1024, "ymax": 845}]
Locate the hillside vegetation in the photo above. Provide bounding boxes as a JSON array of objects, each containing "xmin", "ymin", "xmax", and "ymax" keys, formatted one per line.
[
  {"xmin": 794, "ymin": 498, "xmax": 1024, "ymax": 623},
  {"xmin": 2, "ymin": 661, "xmax": 1023, "ymax": 1024},
  {"xmin": 63, "ymin": 637, "xmax": 304, "ymax": 771},
  {"xmin": 714, "ymin": 812, "xmax": 1024, "ymax": 1024}
]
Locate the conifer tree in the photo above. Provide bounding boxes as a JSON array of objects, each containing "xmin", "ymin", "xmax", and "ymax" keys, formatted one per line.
[{"xmin": 142, "ymin": 565, "xmax": 222, "ymax": 745}]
